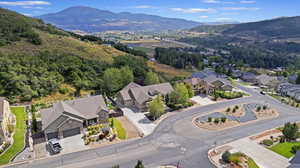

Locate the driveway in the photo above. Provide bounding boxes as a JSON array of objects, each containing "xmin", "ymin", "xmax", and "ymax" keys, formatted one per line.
[
  {"xmin": 190, "ymin": 95, "xmax": 215, "ymax": 105},
  {"xmin": 228, "ymin": 138, "xmax": 290, "ymax": 168},
  {"xmin": 59, "ymin": 134, "xmax": 90, "ymax": 155},
  {"xmin": 121, "ymin": 108, "xmax": 156, "ymax": 136}
]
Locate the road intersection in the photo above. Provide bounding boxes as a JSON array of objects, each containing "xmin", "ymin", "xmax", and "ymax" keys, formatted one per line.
[{"xmin": 5, "ymin": 85, "xmax": 300, "ymax": 168}]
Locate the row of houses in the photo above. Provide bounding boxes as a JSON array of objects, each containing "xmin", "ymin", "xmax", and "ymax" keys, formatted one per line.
[
  {"xmin": 277, "ymin": 83, "xmax": 300, "ymax": 102},
  {"xmin": 40, "ymin": 82, "xmax": 174, "ymax": 140},
  {"xmin": 240, "ymin": 72, "xmax": 282, "ymax": 88},
  {"xmin": 39, "ymin": 68, "xmax": 235, "ymax": 140}
]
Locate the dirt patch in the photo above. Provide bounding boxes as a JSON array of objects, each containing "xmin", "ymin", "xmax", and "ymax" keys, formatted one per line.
[
  {"xmin": 255, "ymin": 108, "xmax": 279, "ymax": 119},
  {"xmin": 117, "ymin": 116, "xmax": 139, "ymax": 139},
  {"xmin": 250, "ymin": 129, "xmax": 282, "ymax": 140},
  {"xmin": 195, "ymin": 120, "xmax": 240, "ymax": 131},
  {"xmin": 221, "ymin": 105, "xmax": 245, "ymax": 117}
]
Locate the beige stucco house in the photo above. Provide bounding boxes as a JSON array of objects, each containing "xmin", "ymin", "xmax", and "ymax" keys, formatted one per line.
[
  {"xmin": 117, "ymin": 82, "xmax": 174, "ymax": 111},
  {"xmin": 0, "ymin": 97, "xmax": 14, "ymax": 145}
]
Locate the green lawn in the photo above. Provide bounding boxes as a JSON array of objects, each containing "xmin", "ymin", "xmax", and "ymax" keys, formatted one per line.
[
  {"xmin": 269, "ymin": 142, "xmax": 300, "ymax": 158},
  {"xmin": 248, "ymin": 158, "xmax": 260, "ymax": 168},
  {"xmin": 133, "ymin": 46, "xmax": 153, "ymax": 54},
  {"xmin": 239, "ymin": 81, "xmax": 251, "ymax": 86},
  {"xmin": 109, "ymin": 118, "xmax": 126, "ymax": 140},
  {"xmin": 0, "ymin": 106, "xmax": 26, "ymax": 165}
]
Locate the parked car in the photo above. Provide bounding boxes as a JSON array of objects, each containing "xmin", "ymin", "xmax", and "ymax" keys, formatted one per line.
[
  {"xmin": 48, "ymin": 138, "xmax": 62, "ymax": 154},
  {"xmin": 260, "ymin": 91, "xmax": 266, "ymax": 95}
]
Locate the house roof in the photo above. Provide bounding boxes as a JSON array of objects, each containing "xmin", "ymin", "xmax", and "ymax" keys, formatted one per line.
[
  {"xmin": 291, "ymin": 151, "xmax": 300, "ymax": 164},
  {"xmin": 203, "ymin": 75, "xmax": 220, "ymax": 84},
  {"xmin": 256, "ymin": 74, "xmax": 278, "ymax": 85},
  {"xmin": 41, "ymin": 95, "xmax": 108, "ymax": 130},
  {"xmin": 129, "ymin": 83, "xmax": 174, "ymax": 105},
  {"xmin": 191, "ymin": 72, "xmax": 207, "ymax": 79},
  {"xmin": 183, "ymin": 78, "xmax": 202, "ymax": 86},
  {"xmin": 242, "ymin": 72, "xmax": 257, "ymax": 79},
  {"xmin": 191, "ymin": 68, "xmax": 218, "ymax": 80},
  {"xmin": 119, "ymin": 82, "xmax": 142, "ymax": 101}
]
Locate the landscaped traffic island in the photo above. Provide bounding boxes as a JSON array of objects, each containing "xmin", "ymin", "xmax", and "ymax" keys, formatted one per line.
[
  {"xmin": 0, "ymin": 106, "xmax": 26, "ymax": 165},
  {"xmin": 194, "ymin": 103, "xmax": 278, "ymax": 130}
]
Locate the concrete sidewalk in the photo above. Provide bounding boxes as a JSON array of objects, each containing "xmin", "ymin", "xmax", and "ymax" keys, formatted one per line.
[
  {"xmin": 121, "ymin": 108, "xmax": 156, "ymax": 136},
  {"xmin": 228, "ymin": 138, "xmax": 290, "ymax": 168}
]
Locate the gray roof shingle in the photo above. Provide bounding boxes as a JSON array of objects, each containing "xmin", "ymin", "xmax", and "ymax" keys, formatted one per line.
[
  {"xmin": 41, "ymin": 95, "xmax": 108, "ymax": 130},
  {"xmin": 129, "ymin": 83, "xmax": 174, "ymax": 105}
]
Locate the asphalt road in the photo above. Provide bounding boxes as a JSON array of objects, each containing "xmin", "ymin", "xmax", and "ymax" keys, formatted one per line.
[{"xmin": 5, "ymin": 85, "xmax": 300, "ymax": 168}]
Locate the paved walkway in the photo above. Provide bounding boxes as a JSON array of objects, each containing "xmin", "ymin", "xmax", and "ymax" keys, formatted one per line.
[
  {"xmin": 228, "ymin": 138, "xmax": 290, "ymax": 168},
  {"xmin": 121, "ymin": 108, "xmax": 156, "ymax": 136}
]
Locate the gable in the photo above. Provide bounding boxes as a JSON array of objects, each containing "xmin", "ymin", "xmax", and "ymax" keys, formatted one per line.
[{"xmin": 44, "ymin": 115, "xmax": 69, "ymax": 132}]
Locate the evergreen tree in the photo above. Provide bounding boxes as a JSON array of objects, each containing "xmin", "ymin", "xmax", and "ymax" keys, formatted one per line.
[
  {"xmin": 283, "ymin": 122, "xmax": 299, "ymax": 141},
  {"xmin": 134, "ymin": 160, "xmax": 144, "ymax": 168},
  {"xmin": 148, "ymin": 95, "xmax": 165, "ymax": 120}
]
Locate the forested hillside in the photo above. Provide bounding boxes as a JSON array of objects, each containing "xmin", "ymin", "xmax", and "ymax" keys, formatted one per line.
[{"xmin": 0, "ymin": 8, "xmax": 149, "ymax": 103}]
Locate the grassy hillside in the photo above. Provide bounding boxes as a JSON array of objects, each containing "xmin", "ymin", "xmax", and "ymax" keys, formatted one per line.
[
  {"xmin": 0, "ymin": 7, "xmax": 125, "ymax": 63},
  {"xmin": 223, "ymin": 16, "xmax": 300, "ymax": 39},
  {"xmin": 0, "ymin": 30, "xmax": 124, "ymax": 63},
  {"xmin": 0, "ymin": 8, "xmax": 151, "ymax": 103}
]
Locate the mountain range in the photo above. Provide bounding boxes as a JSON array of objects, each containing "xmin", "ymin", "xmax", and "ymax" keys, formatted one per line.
[
  {"xmin": 190, "ymin": 16, "xmax": 300, "ymax": 39},
  {"xmin": 39, "ymin": 6, "xmax": 202, "ymax": 33}
]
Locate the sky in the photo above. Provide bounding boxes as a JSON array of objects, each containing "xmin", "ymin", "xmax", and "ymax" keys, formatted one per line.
[{"xmin": 0, "ymin": 0, "xmax": 300, "ymax": 22}]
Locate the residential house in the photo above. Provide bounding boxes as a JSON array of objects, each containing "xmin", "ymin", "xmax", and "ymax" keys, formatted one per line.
[
  {"xmin": 202, "ymin": 75, "xmax": 233, "ymax": 92},
  {"xmin": 241, "ymin": 72, "xmax": 257, "ymax": 83},
  {"xmin": 0, "ymin": 97, "xmax": 14, "ymax": 145},
  {"xmin": 289, "ymin": 74, "xmax": 298, "ymax": 84},
  {"xmin": 116, "ymin": 82, "xmax": 142, "ymax": 107},
  {"xmin": 232, "ymin": 70, "xmax": 243, "ymax": 78},
  {"xmin": 183, "ymin": 78, "xmax": 213, "ymax": 95},
  {"xmin": 40, "ymin": 95, "xmax": 109, "ymax": 140},
  {"xmin": 117, "ymin": 83, "xmax": 174, "ymax": 111},
  {"xmin": 277, "ymin": 83, "xmax": 300, "ymax": 102},
  {"xmin": 255, "ymin": 74, "xmax": 280, "ymax": 88},
  {"xmin": 190, "ymin": 69, "xmax": 233, "ymax": 94},
  {"xmin": 289, "ymin": 151, "xmax": 300, "ymax": 168}
]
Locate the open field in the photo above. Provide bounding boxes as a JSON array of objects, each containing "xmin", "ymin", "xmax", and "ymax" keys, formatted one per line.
[
  {"xmin": 121, "ymin": 40, "xmax": 160, "ymax": 44},
  {"xmin": 0, "ymin": 107, "xmax": 26, "ymax": 165},
  {"xmin": 147, "ymin": 61, "xmax": 191, "ymax": 78},
  {"xmin": 0, "ymin": 30, "xmax": 125, "ymax": 64}
]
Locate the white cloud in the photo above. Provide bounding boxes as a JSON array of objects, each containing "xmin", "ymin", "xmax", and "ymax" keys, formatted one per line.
[
  {"xmin": 0, "ymin": 1, "xmax": 50, "ymax": 6},
  {"xmin": 199, "ymin": 15, "xmax": 209, "ymax": 18},
  {"xmin": 215, "ymin": 17, "xmax": 233, "ymax": 21},
  {"xmin": 171, "ymin": 8, "xmax": 217, "ymax": 13},
  {"xmin": 203, "ymin": 0, "xmax": 221, "ymax": 3},
  {"xmin": 240, "ymin": 0, "xmax": 256, "ymax": 4},
  {"xmin": 133, "ymin": 5, "xmax": 154, "ymax": 9},
  {"xmin": 222, "ymin": 7, "xmax": 260, "ymax": 11},
  {"xmin": 22, "ymin": 6, "xmax": 44, "ymax": 9}
]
